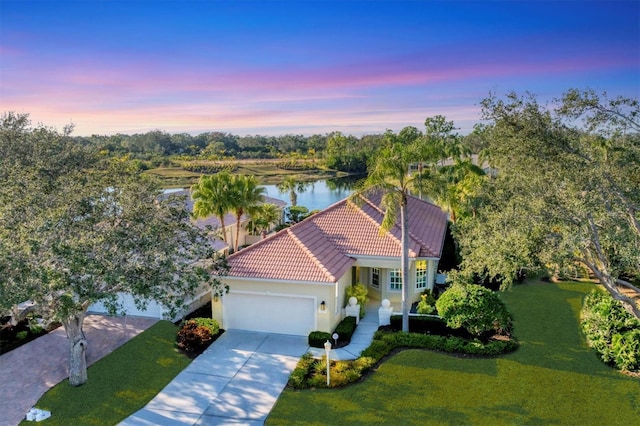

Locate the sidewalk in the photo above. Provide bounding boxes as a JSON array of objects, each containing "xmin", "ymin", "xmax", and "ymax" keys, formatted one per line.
[
  {"xmin": 0, "ymin": 315, "xmax": 157, "ymax": 426},
  {"xmin": 307, "ymin": 301, "xmax": 380, "ymax": 360}
]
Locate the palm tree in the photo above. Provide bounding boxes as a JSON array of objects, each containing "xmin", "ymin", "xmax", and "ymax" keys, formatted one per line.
[
  {"xmin": 191, "ymin": 172, "xmax": 234, "ymax": 244},
  {"xmin": 276, "ymin": 175, "xmax": 310, "ymax": 207},
  {"xmin": 417, "ymin": 159, "xmax": 486, "ymax": 223},
  {"xmin": 229, "ymin": 175, "xmax": 266, "ymax": 252},
  {"xmin": 246, "ymin": 203, "xmax": 281, "ymax": 235},
  {"xmin": 352, "ymin": 129, "xmax": 425, "ymax": 332}
]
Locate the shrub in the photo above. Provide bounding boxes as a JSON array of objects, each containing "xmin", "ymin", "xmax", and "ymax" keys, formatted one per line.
[
  {"xmin": 308, "ymin": 331, "xmax": 331, "ymax": 347},
  {"xmin": 334, "ymin": 316, "xmax": 358, "ymax": 342},
  {"xmin": 436, "ymin": 283, "xmax": 513, "ymax": 338},
  {"xmin": 176, "ymin": 318, "xmax": 220, "ymax": 352},
  {"xmin": 581, "ymin": 289, "xmax": 640, "ymax": 371},
  {"xmin": 611, "ymin": 330, "xmax": 640, "ymax": 371},
  {"xmin": 345, "ymin": 283, "xmax": 368, "ymax": 318},
  {"xmin": 389, "ymin": 314, "xmax": 470, "ymax": 337},
  {"xmin": 416, "ymin": 290, "xmax": 437, "ymax": 314},
  {"xmin": 289, "ymin": 353, "xmax": 314, "ymax": 389}
]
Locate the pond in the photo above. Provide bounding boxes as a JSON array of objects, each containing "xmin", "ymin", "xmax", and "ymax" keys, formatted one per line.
[
  {"xmin": 164, "ymin": 175, "xmax": 362, "ymax": 212},
  {"xmin": 262, "ymin": 175, "xmax": 361, "ymax": 211}
]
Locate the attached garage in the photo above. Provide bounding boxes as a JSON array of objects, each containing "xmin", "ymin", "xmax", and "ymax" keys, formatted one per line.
[{"xmin": 222, "ymin": 291, "xmax": 316, "ymax": 336}]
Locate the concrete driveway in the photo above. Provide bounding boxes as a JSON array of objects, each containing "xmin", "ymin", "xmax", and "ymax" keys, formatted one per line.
[{"xmin": 120, "ymin": 331, "xmax": 309, "ymax": 425}]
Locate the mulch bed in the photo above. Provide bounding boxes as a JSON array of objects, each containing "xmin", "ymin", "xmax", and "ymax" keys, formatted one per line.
[
  {"xmin": 0, "ymin": 316, "xmax": 59, "ymax": 355},
  {"xmin": 174, "ymin": 302, "xmax": 225, "ymax": 359}
]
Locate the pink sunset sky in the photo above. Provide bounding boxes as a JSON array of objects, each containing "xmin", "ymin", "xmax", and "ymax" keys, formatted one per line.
[{"xmin": 1, "ymin": 1, "xmax": 638, "ymax": 136}]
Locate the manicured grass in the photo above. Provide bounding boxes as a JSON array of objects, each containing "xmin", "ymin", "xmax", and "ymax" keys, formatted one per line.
[
  {"xmin": 267, "ymin": 281, "xmax": 640, "ymax": 425},
  {"xmin": 21, "ymin": 321, "xmax": 191, "ymax": 426}
]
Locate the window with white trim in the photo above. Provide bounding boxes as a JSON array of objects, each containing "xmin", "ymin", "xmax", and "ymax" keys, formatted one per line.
[
  {"xmin": 416, "ymin": 260, "xmax": 427, "ymax": 289},
  {"xmin": 389, "ymin": 269, "xmax": 402, "ymax": 291},
  {"xmin": 371, "ymin": 267, "xmax": 380, "ymax": 289}
]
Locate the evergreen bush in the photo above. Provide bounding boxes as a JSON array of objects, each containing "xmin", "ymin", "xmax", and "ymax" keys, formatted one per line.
[
  {"xmin": 345, "ymin": 283, "xmax": 368, "ymax": 318},
  {"xmin": 308, "ymin": 331, "xmax": 331, "ymax": 347},
  {"xmin": 435, "ymin": 283, "xmax": 512, "ymax": 338},
  {"xmin": 581, "ymin": 289, "xmax": 640, "ymax": 371}
]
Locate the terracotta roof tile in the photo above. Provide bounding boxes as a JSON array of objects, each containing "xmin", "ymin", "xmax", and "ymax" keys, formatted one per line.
[{"xmin": 226, "ymin": 193, "xmax": 447, "ymax": 283}]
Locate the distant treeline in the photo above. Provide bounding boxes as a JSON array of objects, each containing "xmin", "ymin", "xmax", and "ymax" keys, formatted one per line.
[{"xmin": 72, "ymin": 129, "xmax": 484, "ymax": 174}]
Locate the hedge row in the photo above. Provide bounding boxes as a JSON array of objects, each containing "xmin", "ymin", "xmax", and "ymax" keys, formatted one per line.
[
  {"xmin": 291, "ymin": 329, "xmax": 519, "ymax": 389},
  {"xmin": 308, "ymin": 316, "xmax": 358, "ymax": 348},
  {"xmin": 275, "ymin": 160, "xmax": 318, "ymax": 171},
  {"xmin": 389, "ymin": 314, "xmax": 473, "ymax": 339},
  {"xmin": 581, "ymin": 289, "xmax": 640, "ymax": 372},
  {"xmin": 181, "ymin": 163, "xmax": 237, "ymax": 174}
]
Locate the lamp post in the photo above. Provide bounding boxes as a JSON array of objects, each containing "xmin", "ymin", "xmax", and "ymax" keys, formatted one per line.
[{"xmin": 324, "ymin": 340, "xmax": 332, "ymax": 386}]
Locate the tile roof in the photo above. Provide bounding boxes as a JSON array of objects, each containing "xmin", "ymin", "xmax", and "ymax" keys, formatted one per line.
[{"xmin": 226, "ymin": 193, "xmax": 448, "ymax": 283}]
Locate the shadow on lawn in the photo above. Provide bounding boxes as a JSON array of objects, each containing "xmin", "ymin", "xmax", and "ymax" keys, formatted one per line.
[{"xmin": 502, "ymin": 280, "xmax": 621, "ymax": 377}]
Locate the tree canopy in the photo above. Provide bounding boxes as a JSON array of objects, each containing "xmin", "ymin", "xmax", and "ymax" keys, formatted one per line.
[
  {"xmin": 0, "ymin": 113, "xmax": 228, "ymax": 385},
  {"xmin": 455, "ymin": 89, "xmax": 640, "ymax": 318}
]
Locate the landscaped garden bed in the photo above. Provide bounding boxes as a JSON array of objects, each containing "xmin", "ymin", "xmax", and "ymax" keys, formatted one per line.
[
  {"xmin": 308, "ymin": 316, "xmax": 358, "ymax": 349},
  {"xmin": 174, "ymin": 301, "xmax": 224, "ymax": 358},
  {"xmin": 291, "ymin": 282, "xmax": 518, "ymax": 389},
  {"xmin": 1, "ymin": 315, "xmax": 60, "ymax": 355}
]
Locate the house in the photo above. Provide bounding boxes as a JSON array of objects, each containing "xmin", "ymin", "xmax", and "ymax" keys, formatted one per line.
[
  {"xmin": 170, "ymin": 189, "xmax": 287, "ymax": 253},
  {"xmin": 213, "ymin": 192, "xmax": 448, "ymax": 336},
  {"xmin": 89, "ymin": 188, "xmax": 286, "ymax": 319}
]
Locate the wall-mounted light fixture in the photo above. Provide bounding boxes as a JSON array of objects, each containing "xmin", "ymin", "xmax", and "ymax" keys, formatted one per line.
[
  {"xmin": 320, "ymin": 300, "xmax": 326, "ymax": 312},
  {"xmin": 213, "ymin": 293, "xmax": 219, "ymax": 303}
]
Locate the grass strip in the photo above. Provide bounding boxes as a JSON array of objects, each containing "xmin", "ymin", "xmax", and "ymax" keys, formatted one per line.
[{"xmin": 21, "ymin": 320, "xmax": 190, "ymax": 426}]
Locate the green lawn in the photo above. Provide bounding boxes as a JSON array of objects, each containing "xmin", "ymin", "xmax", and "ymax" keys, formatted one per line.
[
  {"xmin": 267, "ymin": 281, "xmax": 640, "ymax": 425},
  {"xmin": 22, "ymin": 321, "xmax": 191, "ymax": 426}
]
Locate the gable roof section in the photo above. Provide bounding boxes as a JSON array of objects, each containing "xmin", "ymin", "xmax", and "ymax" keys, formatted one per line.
[
  {"xmin": 226, "ymin": 193, "xmax": 448, "ymax": 283},
  {"xmin": 224, "ymin": 221, "xmax": 354, "ymax": 282}
]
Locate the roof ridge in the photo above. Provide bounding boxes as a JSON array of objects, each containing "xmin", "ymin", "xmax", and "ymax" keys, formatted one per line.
[
  {"xmin": 407, "ymin": 196, "xmax": 447, "ymax": 257},
  {"xmin": 352, "ymin": 196, "xmax": 418, "ymax": 257},
  {"xmin": 286, "ymin": 225, "xmax": 338, "ymax": 282}
]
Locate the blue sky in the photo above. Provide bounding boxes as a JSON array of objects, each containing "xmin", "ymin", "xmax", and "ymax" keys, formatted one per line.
[{"xmin": 1, "ymin": 0, "xmax": 638, "ymax": 136}]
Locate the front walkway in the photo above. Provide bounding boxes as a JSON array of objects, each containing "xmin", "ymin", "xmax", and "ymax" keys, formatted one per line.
[{"xmin": 307, "ymin": 300, "xmax": 380, "ymax": 360}]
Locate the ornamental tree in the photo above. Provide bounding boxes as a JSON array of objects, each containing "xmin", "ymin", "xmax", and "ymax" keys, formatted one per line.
[{"xmin": 0, "ymin": 113, "xmax": 228, "ymax": 386}]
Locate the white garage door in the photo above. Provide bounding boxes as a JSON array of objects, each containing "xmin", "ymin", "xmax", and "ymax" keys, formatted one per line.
[{"xmin": 223, "ymin": 292, "xmax": 315, "ymax": 336}]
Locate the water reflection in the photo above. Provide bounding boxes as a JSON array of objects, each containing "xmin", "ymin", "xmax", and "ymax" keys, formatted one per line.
[{"xmin": 263, "ymin": 175, "xmax": 361, "ymax": 211}]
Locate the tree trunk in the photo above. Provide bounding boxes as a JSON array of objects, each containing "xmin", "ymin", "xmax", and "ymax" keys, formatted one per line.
[
  {"xmin": 63, "ymin": 313, "xmax": 88, "ymax": 386},
  {"xmin": 580, "ymin": 255, "xmax": 640, "ymax": 320},
  {"xmin": 601, "ymin": 276, "xmax": 640, "ymax": 320},
  {"xmin": 235, "ymin": 212, "xmax": 242, "ymax": 252},
  {"xmin": 401, "ymin": 198, "xmax": 410, "ymax": 332},
  {"xmin": 290, "ymin": 190, "xmax": 297, "ymax": 207},
  {"xmin": 218, "ymin": 215, "xmax": 227, "ymax": 244}
]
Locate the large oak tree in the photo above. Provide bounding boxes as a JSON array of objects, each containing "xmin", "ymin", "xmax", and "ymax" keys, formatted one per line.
[
  {"xmin": 455, "ymin": 89, "xmax": 640, "ymax": 318},
  {"xmin": 0, "ymin": 113, "xmax": 228, "ymax": 386}
]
